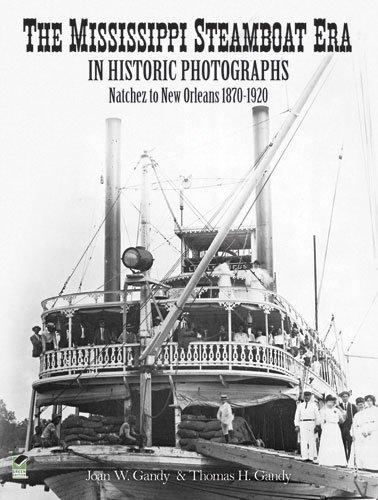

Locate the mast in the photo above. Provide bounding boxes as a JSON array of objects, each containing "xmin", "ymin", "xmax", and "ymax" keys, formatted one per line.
[
  {"xmin": 139, "ymin": 151, "xmax": 152, "ymax": 446},
  {"xmin": 313, "ymin": 235, "xmax": 319, "ymax": 330},
  {"xmin": 104, "ymin": 118, "xmax": 121, "ymax": 301},
  {"xmin": 253, "ymin": 106, "xmax": 273, "ymax": 279},
  {"xmin": 140, "ymin": 55, "xmax": 334, "ymax": 363}
]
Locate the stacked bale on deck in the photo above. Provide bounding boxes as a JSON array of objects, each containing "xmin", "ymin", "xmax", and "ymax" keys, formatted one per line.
[
  {"xmin": 61, "ymin": 415, "xmax": 124, "ymax": 446},
  {"xmin": 178, "ymin": 415, "xmax": 256, "ymax": 451}
]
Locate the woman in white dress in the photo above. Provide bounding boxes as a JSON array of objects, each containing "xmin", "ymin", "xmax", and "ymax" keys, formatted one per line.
[
  {"xmin": 349, "ymin": 397, "xmax": 366, "ymax": 469},
  {"xmin": 317, "ymin": 394, "xmax": 347, "ymax": 466},
  {"xmin": 213, "ymin": 260, "xmax": 234, "ymax": 300},
  {"xmin": 359, "ymin": 395, "xmax": 378, "ymax": 471}
]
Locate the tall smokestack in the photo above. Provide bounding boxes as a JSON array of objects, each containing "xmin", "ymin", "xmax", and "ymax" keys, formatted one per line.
[
  {"xmin": 253, "ymin": 106, "xmax": 273, "ymax": 278},
  {"xmin": 104, "ymin": 118, "xmax": 121, "ymax": 300}
]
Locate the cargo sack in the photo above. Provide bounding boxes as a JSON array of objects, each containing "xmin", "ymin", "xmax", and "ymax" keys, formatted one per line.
[
  {"xmin": 199, "ymin": 430, "xmax": 216, "ymax": 439},
  {"xmin": 177, "ymin": 428, "xmax": 198, "ymax": 439},
  {"xmin": 178, "ymin": 421, "xmax": 206, "ymax": 432},
  {"xmin": 203, "ymin": 420, "xmax": 222, "ymax": 431},
  {"xmin": 181, "ymin": 415, "xmax": 207, "ymax": 422},
  {"xmin": 179, "ymin": 439, "xmax": 197, "ymax": 451}
]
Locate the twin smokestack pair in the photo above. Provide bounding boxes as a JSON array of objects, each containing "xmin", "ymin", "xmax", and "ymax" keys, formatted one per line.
[{"xmin": 104, "ymin": 107, "xmax": 273, "ymax": 295}]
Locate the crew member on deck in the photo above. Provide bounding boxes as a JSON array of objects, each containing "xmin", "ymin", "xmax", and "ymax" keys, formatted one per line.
[
  {"xmin": 41, "ymin": 414, "xmax": 61, "ymax": 447},
  {"xmin": 31, "ymin": 426, "xmax": 43, "ymax": 448},
  {"xmin": 217, "ymin": 394, "xmax": 234, "ymax": 443},
  {"xmin": 119, "ymin": 415, "xmax": 142, "ymax": 446},
  {"xmin": 294, "ymin": 390, "xmax": 319, "ymax": 462},
  {"xmin": 338, "ymin": 390, "xmax": 357, "ymax": 461}
]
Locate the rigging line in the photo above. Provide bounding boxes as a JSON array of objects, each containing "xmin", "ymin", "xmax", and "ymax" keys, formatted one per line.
[
  {"xmin": 40, "ymin": 278, "xmax": 174, "ymax": 417},
  {"xmin": 150, "ymin": 192, "xmax": 236, "ymax": 253},
  {"xmin": 209, "ymin": 139, "xmax": 273, "ymax": 229},
  {"xmin": 357, "ymin": 63, "xmax": 378, "ymax": 259},
  {"xmin": 317, "ymin": 145, "xmax": 343, "ymax": 306},
  {"xmin": 78, "ymin": 207, "xmax": 98, "ymax": 291},
  {"xmin": 52, "ymin": 191, "xmax": 122, "ymax": 307},
  {"xmin": 53, "ymin": 164, "xmax": 139, "ymax": 302},
  {"xmin": 129, "ymin": 200, "xmax": 181, "ymax": 253},
  {"xmin": 78, "ymin": 238, "xmax": 98, "ymax": 292},
  {"xmin": 150, "ymin": 159, "xmax": 182, "ymax": 231},
  {"xmin": 346, "ymin": 289, "xmax": 378, "ymax": 353},
  {"xmin": 121, "ymin": 210, "xmax": 132, "ymax": 246},
  {"xmin": 323, "ymin": 314, "xmax": 335, "ymax": 343},
  {"xmin": 156, "ymin": 166, "xmax": 214, "ymax": 230},
  {"xmin": 156, "ymin": 109, "xmax": 289, "ymax": 164},
  {"xmin": 237, "ymin": 57, "xmax": 335, "ymax": 231},
  {"xmin": 210, "ymin": 109, "xmax": 289, "ymax": 231}
]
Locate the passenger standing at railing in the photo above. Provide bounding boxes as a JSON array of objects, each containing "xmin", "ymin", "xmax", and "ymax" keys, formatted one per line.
[
  {"xmin": 210, "ymin": 324, "xmax": 227, "ymax": 342},
  {"xmin": 41, "ymin": 323, "xmax": 58, "ymax": 352},
  {"xmin": 93, "ymin": 319, "xmax": 113, "ymax": 345},
  {"xmin": 233, "ymin": 326, "xmax": 249, "ymax": 343},
  {"xmin": 72, "ymin": 316, "xmax": 90, "ymax": 347},
  {"xmin": 273, "ymin": 328, "xmax": 287, "ymax": 350},
  {"xmin": 255, "ymin": 329, "xmax": 267, "ymax": 344},
  {"xmin": 30, "ymin": 326, "xmax": 43, "ymax": 357},
  {"xmin": 213, "ymin": 259, "xmax": 234, "ymax": 300}
]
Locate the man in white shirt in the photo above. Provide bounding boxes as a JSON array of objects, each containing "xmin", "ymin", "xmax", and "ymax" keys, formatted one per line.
[
  {"xmin": 217, "ymin": 395, "xmax": 234, "ymax": 443},
  {"xmin": 294, "ymin": 390, "xmax": 319, "ymax": 461}
]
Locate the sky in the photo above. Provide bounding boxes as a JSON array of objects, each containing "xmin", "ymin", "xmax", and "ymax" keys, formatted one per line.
[{"xmin": 1, "ymin": 0, "xmax": 377, "ymax": 430}]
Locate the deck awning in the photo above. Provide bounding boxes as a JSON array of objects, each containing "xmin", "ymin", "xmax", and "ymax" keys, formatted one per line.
[
  {"xmin": 175, "ymin": 382, "xmax": 298, "ymax": 409},
  {"xmin": 175, "ymin": 227, "xmax": 254, "ymax": 252}
]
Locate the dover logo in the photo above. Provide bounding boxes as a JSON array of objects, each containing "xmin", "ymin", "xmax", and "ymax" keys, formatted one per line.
[{"xmin": 12, "ymin": 455, "xmax": 28, "ymax": 479}]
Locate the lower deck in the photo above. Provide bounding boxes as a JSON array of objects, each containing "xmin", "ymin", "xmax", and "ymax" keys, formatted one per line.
[{"xmin": 1, "ymin": 444, "xmax": 377, "ymax": 499}]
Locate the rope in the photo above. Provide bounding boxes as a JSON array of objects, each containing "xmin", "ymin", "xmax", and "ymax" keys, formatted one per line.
[
  {"xmin": 346, "ymin": 289, "xmax": 378, "ymax": 353},
  {"xmin": 317, "ymin": 146, "xmax": 343, "ymax": 306},
  {"xmin": 151, "ymin": 159, "xmax": 182, "ymax": 231},
  {"xmin": 53, "ymin": 158, "xmax": 141, "ymax": 303}
]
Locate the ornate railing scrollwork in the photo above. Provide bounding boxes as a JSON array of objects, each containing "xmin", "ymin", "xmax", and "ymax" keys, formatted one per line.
[{"xmin": 38, "ymin": 342, "xmax": 345, "ymax": 395}]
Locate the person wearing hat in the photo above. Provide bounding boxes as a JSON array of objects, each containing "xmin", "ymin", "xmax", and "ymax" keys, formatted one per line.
[
  {"xmin": 217, "ymin": 395, "xmax": 234, "ymax": 443},
  {"xmin": 41, "ymin": 414, "xmax": 61, "ymax": 447},
  {"xmin": 294, "ymin": 390, "xmax": 319, "ymax": 462},
  {"xmin": 338, "ymin": 390, "xmax": 357, "ymax": 461},
  {"xmin": 348, "ymin": 397, "xmax": 366, "ymax": 468},
  {"xmin": 30, "ymin": 326, "xmax": 42, "ymax": 358},
  {"xmin": 317, "ymin": 394, "xmax": 347, "ymax": 466},
  {"xmin": 41, "ymin": 322, "xmax": 58, "ymax": 352},
  {"xmin": 358, "ymin": 394, "xmax": 378, "ymax": 471}
]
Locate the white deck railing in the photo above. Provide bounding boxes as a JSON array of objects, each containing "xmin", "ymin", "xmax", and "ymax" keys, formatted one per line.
[{"xmin": 39, "ymin": 342, "xmax": 345, "ymax": 394}]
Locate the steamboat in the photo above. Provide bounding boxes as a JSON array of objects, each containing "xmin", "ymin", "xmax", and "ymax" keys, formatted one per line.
[{"xmin": 1, "ymin": 56, "xmax": 378, "ymax": 499}]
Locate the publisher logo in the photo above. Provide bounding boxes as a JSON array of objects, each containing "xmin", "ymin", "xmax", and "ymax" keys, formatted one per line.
[{"xmin": 12, "ymin": 455, "xmax": 28, "ymax": 480}]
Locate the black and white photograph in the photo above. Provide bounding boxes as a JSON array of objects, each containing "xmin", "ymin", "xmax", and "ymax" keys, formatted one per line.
[{"xmin": 0, "ymin": 1, "xmax": 378, "ymax": 499}]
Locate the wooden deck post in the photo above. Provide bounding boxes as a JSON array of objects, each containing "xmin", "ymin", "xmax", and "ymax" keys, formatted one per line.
[
  {"xmin": 169, "ymin": 376, "xmax": 181, "ymax": 447},
  {"xmin": 25, "ymin": 389, "xmax": 36, "ymax": 452}
]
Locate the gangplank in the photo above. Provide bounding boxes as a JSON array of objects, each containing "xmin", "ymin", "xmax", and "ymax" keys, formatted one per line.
[{"xmin": 196, "ymin": 440, "xmax": 378, "ymax": 498}]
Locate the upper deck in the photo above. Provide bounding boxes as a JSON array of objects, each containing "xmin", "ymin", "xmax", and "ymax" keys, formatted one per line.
[{"xmin": 37, "ymin": 282, "xmax": 346, "ymax": 399}]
